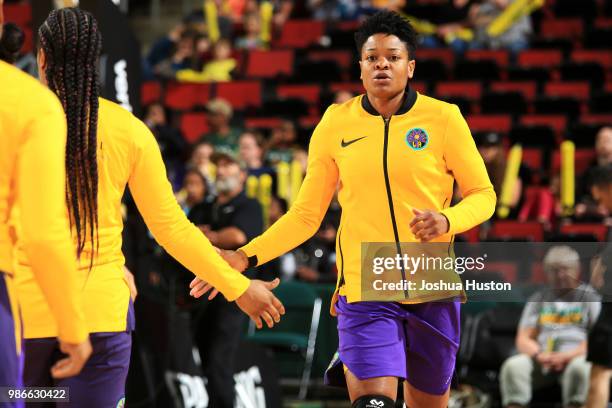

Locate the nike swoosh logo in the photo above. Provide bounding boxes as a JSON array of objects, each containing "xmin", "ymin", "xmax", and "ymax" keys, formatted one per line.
[{"xmin": 341, "ymin": 136, "xmax": 367, "ymax": 148}]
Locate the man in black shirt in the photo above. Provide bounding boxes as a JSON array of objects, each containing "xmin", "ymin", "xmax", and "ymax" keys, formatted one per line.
[{"xmin": 192, "ymin": 151, "xmax": 264, "ymax": 408}]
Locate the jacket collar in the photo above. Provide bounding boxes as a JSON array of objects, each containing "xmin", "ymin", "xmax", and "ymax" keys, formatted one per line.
[{"xmin": 361, "ymin": 86, "xmax": 417, "ymax": 117}]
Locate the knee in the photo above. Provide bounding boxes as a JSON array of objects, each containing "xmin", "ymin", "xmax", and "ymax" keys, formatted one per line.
[
  {"xmin": 564, "ymin": 357, "xmax": 591, "ymax": 382},
  {"xmin": 500, "ymin": 354, "xmax": 531, "ymax": 383},
  {"xmin": 590, "ymin": 365, "xmax": 612, "ymax": 387}
]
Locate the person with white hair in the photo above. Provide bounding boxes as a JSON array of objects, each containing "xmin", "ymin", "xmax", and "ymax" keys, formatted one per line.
[{"xmin": 500, "ymin": 245, "xmax": 602, "ymax": 408}]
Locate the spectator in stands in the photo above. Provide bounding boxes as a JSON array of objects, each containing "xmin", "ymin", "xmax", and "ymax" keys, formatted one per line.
[
  {"xmin": 265, "ymin": 119, "xmax": 298, "ymax": 164},
  {"xmin": 334, "ymin": 89, "xmax": 355, "ymax": 104},
  {"xmin": 177, "ymin": 167, "xmax": 212, "ymax": 214},
  {"xmin": 189, "ymin": 140, "xmax": 216, "ymax": 183},
  {"xmin": 176, "ymin": 38, "xmax": 237, "ymax": 82},
  {"xmin": 0, "ymin": 22, "xmax": 23, "ymax": 64},
  {"xmin": 308, "ymin": 0, "xmax": 365, "ymax": 21},
  {"xmin": 148, "ymin": 27, "xmax": 200, "ymax": 79},
  {"xmin": 262, "ymin": 195, "xmax": 296, "ymax": 281},
  {"xmin": 469, "ymin": 0, "xmax": 532, "ymax": 55},
  {"xmin": 476, "ymin": 132, "xmax": 529, "ymax": 218},
  {"xmin": 269, "ymin": 0, "xmax": 294, "ymax": 29},
  {"xmin": 144, "ymin": 103, "xmax": 186, "ymax": 190},
  {"xmin": 585, "ymin": 164, "xmax": 612, "ymax": 408},
  {"xmin": 198, "ymin": 98, "xmax": 242, "ymax": 153},
  {"xmin": 192, "ymin": 151, "xmax": 263, "ymax": 408},
  {"xmin": 371, "ymin": 0, "xmax": 406, "ymax": 12},
  {"xmin": 238, "ymin": 130, "xmax": 275, "ymax": 178},
  {"xmin": 576, "ymin": 126, "xmax": 612, "ymax": 221},
  {"xmin": 417, "ymin": 0, "xmax": 476, "ymax": 54},
  {"xmin": 235, "ymin": 12, "xmax": 266, "ymax": 50},
  {"xmin": 264, "ymin": 195, "xmax": 338, "ymax": 283},
  {"xmin": 500, "ymin": 245, "xmax": 601, "ymax": 408}
]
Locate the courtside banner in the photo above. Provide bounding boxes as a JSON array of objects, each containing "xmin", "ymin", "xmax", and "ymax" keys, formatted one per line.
[{"xmin": 361, "ymin": 242, "xmax": 610, "ymax": 302}]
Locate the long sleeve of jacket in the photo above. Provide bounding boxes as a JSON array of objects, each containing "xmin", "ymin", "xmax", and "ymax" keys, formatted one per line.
[
  {"xmin": 127, "ymin": 118, "xmax": 249, "ymax": 300},
  {"xmin": 241, "ymin": 106, "xmax": 339, "ymax": 265}
]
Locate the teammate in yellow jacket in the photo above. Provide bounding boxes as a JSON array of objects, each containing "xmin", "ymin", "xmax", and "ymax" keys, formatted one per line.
[
  {"xmin": 0, "ymin": 1, "xmax": 91, "ymax": 398},
  {"xmin": 15, "ymin": 8, "xmax": 283, "ymax": 407},
  {"xmin": 191, "ymin": 10, "xmax": 495, "ymax": 408}
]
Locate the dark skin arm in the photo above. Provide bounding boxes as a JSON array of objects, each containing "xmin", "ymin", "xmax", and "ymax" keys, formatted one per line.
[{"xmin": 199, "ymin": 225, "xmax": 247, "ymax": 250}]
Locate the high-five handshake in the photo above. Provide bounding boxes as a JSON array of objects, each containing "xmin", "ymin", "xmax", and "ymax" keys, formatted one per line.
[{"xmin": 191, "ymin": 249, "xmax": 285, "ymax": 330}]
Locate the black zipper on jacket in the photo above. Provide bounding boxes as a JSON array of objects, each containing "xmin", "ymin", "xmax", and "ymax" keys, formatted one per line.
[
  {"xmin": 382, "ymin": 117, "xmax": 408, "ymax": 299},
  {"xmin": 337, "ymin": 226, "xmax": 345, "ymax": 288}
]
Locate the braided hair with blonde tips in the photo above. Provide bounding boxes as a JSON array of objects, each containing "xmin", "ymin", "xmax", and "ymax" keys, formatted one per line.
[{"xmin": 38, "ymin": 7, "xmax": 101, "ymax": 267}]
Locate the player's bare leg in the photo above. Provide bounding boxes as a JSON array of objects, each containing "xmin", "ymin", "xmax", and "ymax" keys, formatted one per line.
[
  {"xmin": 404, "ymin": 379, "xmax": 450, "ymax": 408},
  {"xmin": 345, "ymin": 368, "xmax": 398, "ymax": 404}
]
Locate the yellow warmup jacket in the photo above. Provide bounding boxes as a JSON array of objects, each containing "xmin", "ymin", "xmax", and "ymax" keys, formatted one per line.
[
  {"xmin": 0, "ymin": 61, "xmax": 86, "ymax": 343},
  {"xmin": 15, "ymin": 98, "xmax": 249, "ymax": 338},
  {"xmin": 242, "ymin": 89, "xmax": 496, "ymax": 309}
]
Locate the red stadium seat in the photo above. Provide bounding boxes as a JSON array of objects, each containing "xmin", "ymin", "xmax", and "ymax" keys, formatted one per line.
[
  {"xmin": 570, "ymin": 50, "xmax": 612, "ymax": 69},
  {"xmin": 540, "ymin": 18, "xmax": 584, "ymax": 40},
  {"xmin": 277, "ymin": 20, "xmax": 324, "ymax": 48},
  {"xmin": 335, "ymin": 21, "xmax": 361, "ymax": 31},
  {"xmin": 411, "ymin": 81, "xmax": 428, "ymax": 94},
  {"xmin": 594, "ymin": 17, "xmax": 612, "ymax": 29},
  {"xmin": 559, "ymin": 224, "xmax": 609, "ymax": 241},
  {"xmin": 3, "ymin": 3, "xmax": 31, "ymax": 25},
  {"xmin": 579, "ymin": 113, "xmax": 612, "ymax": 126},
  {"xmin": 531, "ymin": 262, "xmax": 546, "ymax": 284},
  {"xmin": 217, "ymin": 81, "xmax": 262, "ymax": 109},
  {"xmin": 459, "ymin": 226, "xmax": 480, "ymax": 243},
  {"xmin": 522, "ymin": 148, "xmax": 543, "ymax": 169},
  {"xmin": 141, "ymin": 81, "xmax": 162, "ymax": 105},
  {"xmin": 518, "ymin": 50, "xmax": 563, "ymax": 68},
  {"xmin": 465, "ymin": 50, "xmax": 509, "ymax": 68},
  {"xmin": 551, "ymin": 148, "xmax": 595, "ymax": 174},
  {"xmin": 164, "ymin": 82, "xmax": 211, "ymax": 111},
  {"xmin": 276, "ymin": 84, "xmax": 320, "ymax": 105},
  {"xmin": 244, "ymin": 117, "xmax": 283, "ymax": 129},
  {"xmin": 180, "ymin": 112, "xmax": 209, "ymax": 143},
  {"xmin": 485, "ymin": 261, "xmax": 518, "ymax": 283},
  {"xmin": 20, "ymin": 26, "xmax": 33, "ymax": 53},
  {"xmin": 490, "ymin": 221, "xmax": 544, "ymax": 241},
  {"xmin": 307, "ymin": 50, "xmax": 353, "ymax": 70},
  {"xmin": 544, "ymin": 82, "xmax": 591, "ymax": 101},
  {"xmin": 246, "ymin": 50, "xmax": 294, "ymax": 78},
  {"xmin": 490, "ymin": 81, "xmax": 537, "ymax": 101},
  {"xmin": 467, "ymin": 115, "xmax": 512, "ymax": 133},
  {"xmin": 416, "ymin": 49, "xmax": 454, "ymax": 68},
  {"xmin": 330, "ymin": 82, "xmax": 364, "ymax": 94},
  {"xmin": 299, "ymin": 116, "xmax": 321, "ymax": 128},
  {"xmin": 435, "ymin": 81, "xmax": 482, "ymax": 100},
  {"xmin": 520, "ymin": 115, "xmax": 567, "ymax": 138}
]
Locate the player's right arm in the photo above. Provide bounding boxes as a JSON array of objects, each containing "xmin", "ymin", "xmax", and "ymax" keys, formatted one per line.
[
  {"xmin": 126, "ymin": 116, "xmax": 284, "ymax": 327},
  {"xmin": 16, "ymin": 91, "xmax": 89, "ymax": 348},
  {"xmin": 238, "ymin": 105, "xmax": 340, "ymax": 267}
]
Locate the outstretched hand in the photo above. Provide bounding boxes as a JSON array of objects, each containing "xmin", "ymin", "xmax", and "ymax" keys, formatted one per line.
[{"xmin": 189, "ymin": 249, "xmax": 249, "ymax": 299}]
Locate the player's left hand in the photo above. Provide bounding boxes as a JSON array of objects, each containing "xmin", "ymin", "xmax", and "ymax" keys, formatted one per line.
[
  {"xmin": 124, "ymin": 266, "xmax": 138, "ymax": 301},
  {"xmin": 409, "ymin": 208, "xmax": 449, "ymax": 242},
  {"xmin": 190, "ymin": 277, "xmax": 218, "ymax": 300}
]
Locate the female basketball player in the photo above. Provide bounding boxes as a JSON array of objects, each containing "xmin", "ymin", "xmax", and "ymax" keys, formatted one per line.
[{"xmin": 16, "ymin": 8, "xmax": 283, "ymax": 407}]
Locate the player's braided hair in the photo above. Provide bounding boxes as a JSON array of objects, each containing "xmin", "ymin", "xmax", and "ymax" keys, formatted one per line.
[
  {"xmin": 354, "ymin": 10, "xmax": 418, "ymax": 59},
  {"xmin": 39, "ymin": 8, "xmax": 101, "ymax": 268}
]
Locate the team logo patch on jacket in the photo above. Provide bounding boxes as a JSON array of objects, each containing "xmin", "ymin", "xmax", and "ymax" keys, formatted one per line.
[{"xmin": 405, "ymin": 128, "xmax": 429, "ymax": 150}]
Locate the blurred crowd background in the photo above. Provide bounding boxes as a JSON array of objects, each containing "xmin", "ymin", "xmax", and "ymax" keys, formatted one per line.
[{"xmin": 3, "ymin": 0, "xmax": 612, "ymax": 406}]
